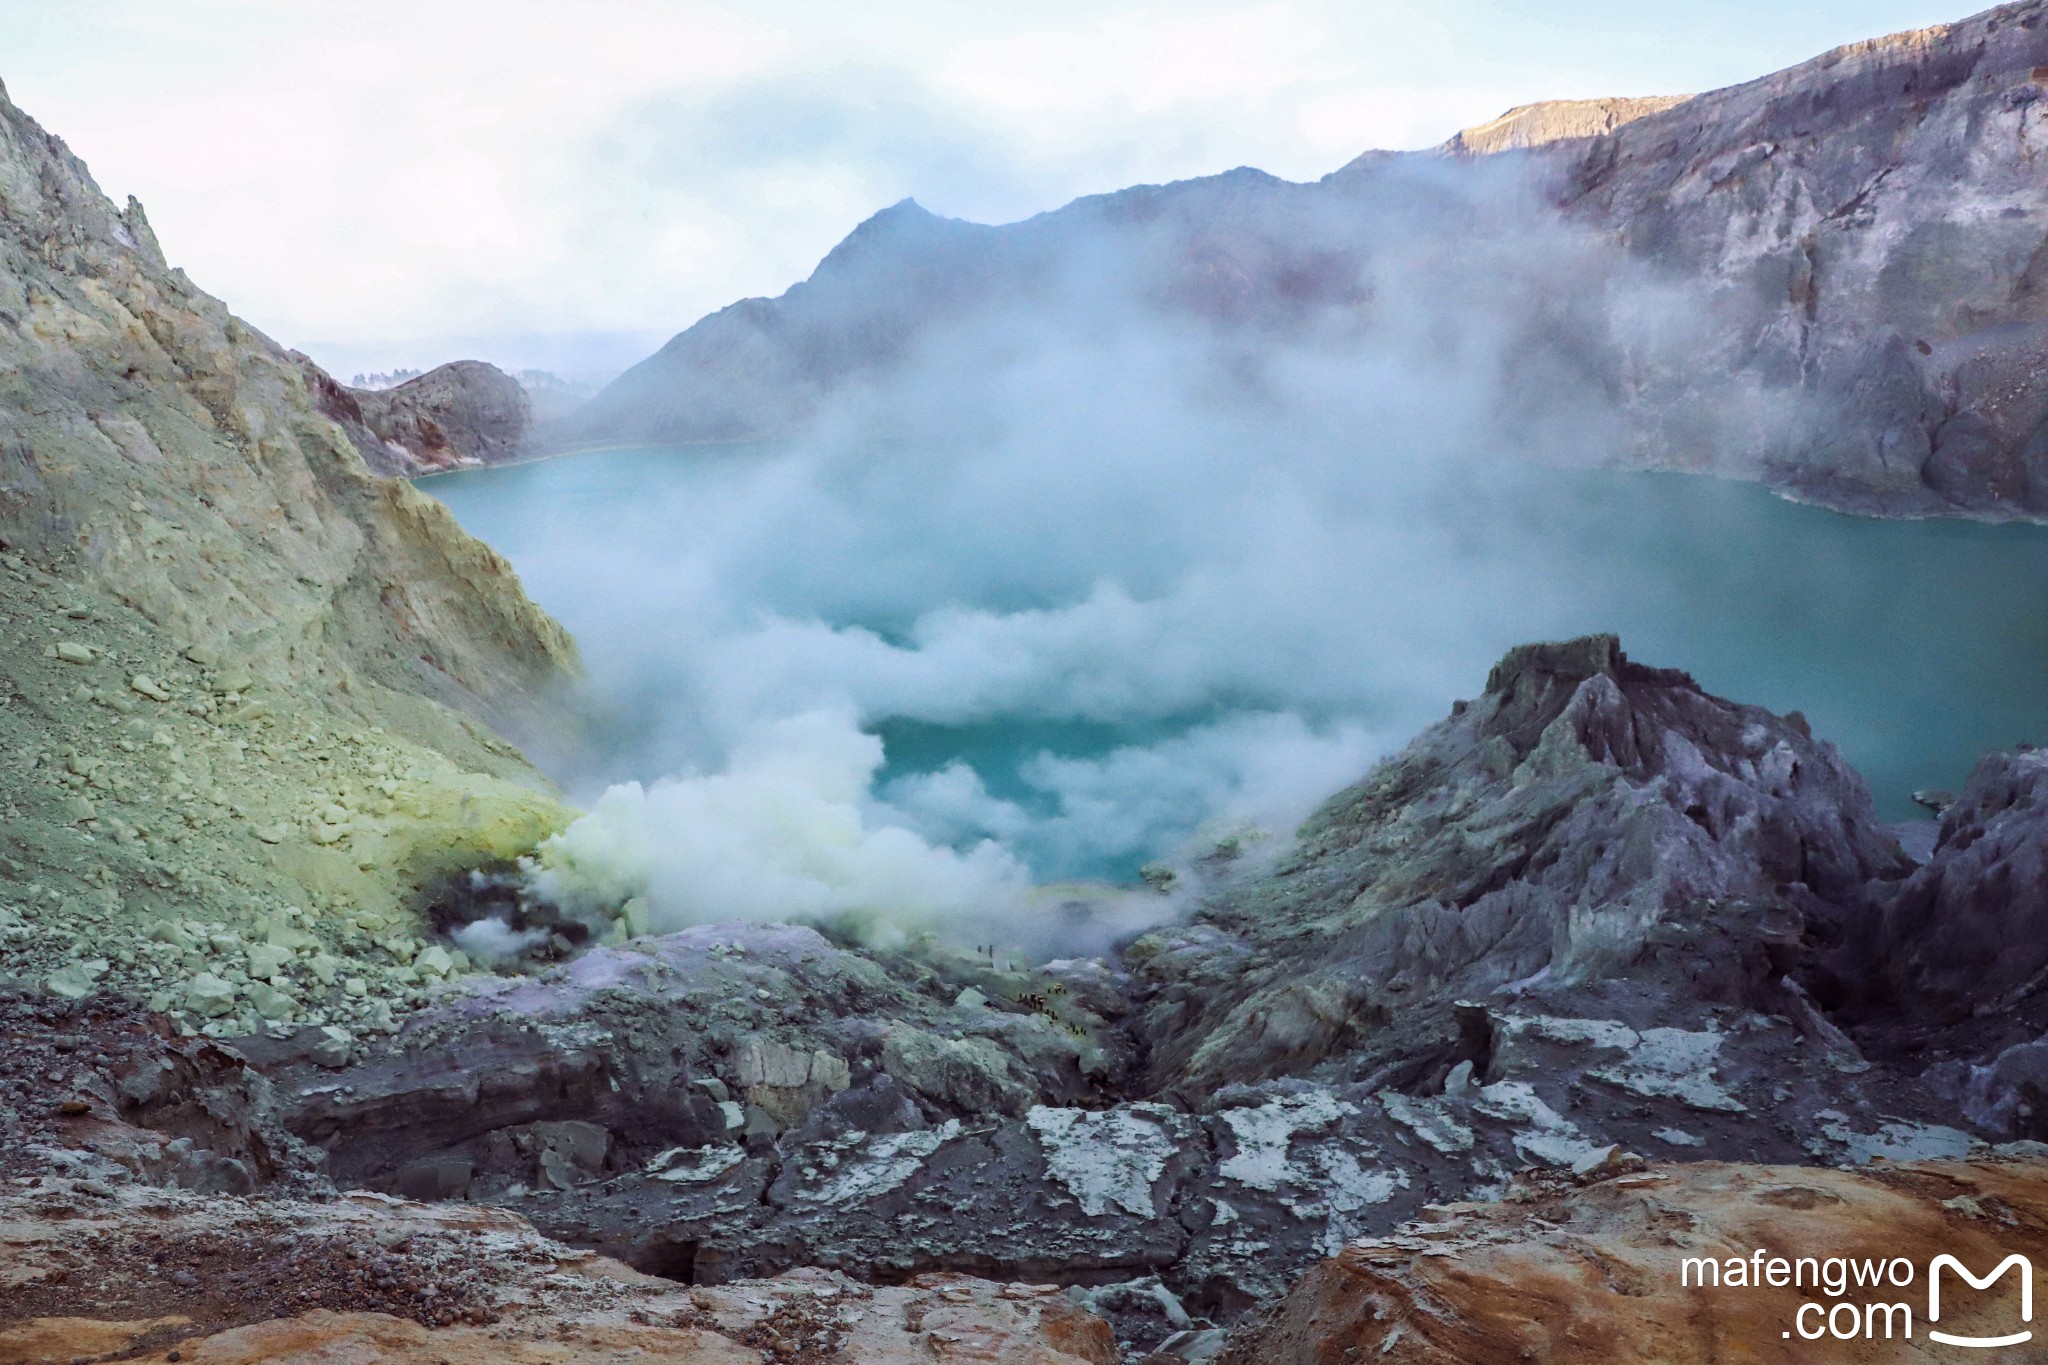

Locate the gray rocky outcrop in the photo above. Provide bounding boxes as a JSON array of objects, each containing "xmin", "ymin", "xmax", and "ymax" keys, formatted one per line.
[
  {"xmin": 1863, "ymin": 746, "xmax": 2048, "ymax": 1016},
  {"xmin": 1839, "ymin": 745, "xmax": 2048, "ymax": 1141},
  {"xmin": 1127, "ymin": 634, "xmax": 1910, "ymax": 1096}
]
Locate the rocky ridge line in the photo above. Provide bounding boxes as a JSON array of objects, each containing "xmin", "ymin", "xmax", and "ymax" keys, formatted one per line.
[{"xmin": 550, "ymin": 0, "xmax": 2048, "ymax": 522}]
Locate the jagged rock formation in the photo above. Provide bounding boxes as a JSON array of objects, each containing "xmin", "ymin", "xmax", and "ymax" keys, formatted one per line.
[
  {"xmin": 1128, "ymin": 634, "xmax": 1910, "ymax": 1096},
  {"xmin": 550, "ymin": 0, "xmax": 2048, "ymax": 521},
  {"xmin": 0, "ymin": 78, "xmax": 582, "ymax": 1036},
  {"xmin": 302, "ymin": 358, "xmax": 535, "ymax": 475},
  {"xmin": 1221, "ymin": 1154, "xmax": 2048, "ymax": 1362},
  {"xmin": 8, "ymin": 636, "xmax": 2048, "ymax": 1355},
  {"xmin": 1857, "ymin": 746, "xmax": 2048, "ymax": 1014},
  {"xmin": 1821, "ymin": 745, "xmax": 2048, "ymax": 1142}
]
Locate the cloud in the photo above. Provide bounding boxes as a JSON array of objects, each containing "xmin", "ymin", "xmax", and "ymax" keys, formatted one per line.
[{"xmin": 8, "ymin": 0, "xmax": 1958, "ymax": 363}]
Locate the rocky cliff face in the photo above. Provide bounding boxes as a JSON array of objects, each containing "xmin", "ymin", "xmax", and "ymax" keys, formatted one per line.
[
  {"xmin": 0, "ymin": 78, "xmax": 581, "ymax": 1040},
  {"xmin": 553, "ymin": 1, "xmax": 2048, "ymax": 521},
  {"xmin": 1534, "ymin": 0, "xmax": 2048, "ymax": 516}
]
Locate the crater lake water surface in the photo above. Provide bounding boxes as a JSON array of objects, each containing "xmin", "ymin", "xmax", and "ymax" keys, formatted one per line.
[{"xmin": 423, "ymin": 445, "xmax": 2048, "ymax": 876}]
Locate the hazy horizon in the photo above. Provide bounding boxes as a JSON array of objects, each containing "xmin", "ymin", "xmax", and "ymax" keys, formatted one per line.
[{"xmin": 8, "ymin": 0, "xmax": 1963, "ymax": 382}]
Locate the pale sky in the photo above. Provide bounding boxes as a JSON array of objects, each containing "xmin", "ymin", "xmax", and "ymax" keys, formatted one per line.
[{"xmin": 6, "ymin": 0, "xmax": 1961, "ymax": 378}]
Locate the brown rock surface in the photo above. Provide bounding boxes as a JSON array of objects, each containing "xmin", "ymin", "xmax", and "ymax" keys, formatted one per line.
[
  {"xmin": 1437, "ymin": 96, "xmax": 1692, "ymax": 156},
  {"xmin": 0, "ymin": 1179, "xmax": 1118, "ymax": 1365},
  {"xmin": 1222, "ymin": 1155, "xmax": 2048, "ymax": 1363}
]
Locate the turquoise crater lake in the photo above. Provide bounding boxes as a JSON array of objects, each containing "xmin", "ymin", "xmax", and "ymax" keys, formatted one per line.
[{"xmin": 423, "ymin": 446, "xmax": 2048, "ymax": 874}]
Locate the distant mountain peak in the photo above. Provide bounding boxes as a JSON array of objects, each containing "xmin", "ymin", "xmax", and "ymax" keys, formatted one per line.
[{"xmin": 875, "ymin": 196, "xmax": 935, "ymax": 218}]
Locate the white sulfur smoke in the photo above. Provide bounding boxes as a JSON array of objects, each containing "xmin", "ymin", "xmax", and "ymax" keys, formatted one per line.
[
  {"xmin": 451, "ymin": 916, "xmax": 551, "ymax": 965},
  {"xmin": 435, "ymin": 154, "xmax": 1809, "ymax": 950},
  {"xmin": 526, "ymin": 710, "xmax": 1038, "ymax": 948}
]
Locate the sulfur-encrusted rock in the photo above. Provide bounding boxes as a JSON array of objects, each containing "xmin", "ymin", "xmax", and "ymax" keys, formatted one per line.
[
  {"xmin": 0, "ymin": 77, "xmax": 582, "ymax": 1017},
  {"xmin": 881, "ymin": 1025, "xmax": 1036, "ymax": 1118},
  {"xmin": 42, "ymin": 958, "xmax": 107, "ymax": 1000},
  {"xmin": 184, "ymin": 973, "xmax": 237, "ymax": 1018}
]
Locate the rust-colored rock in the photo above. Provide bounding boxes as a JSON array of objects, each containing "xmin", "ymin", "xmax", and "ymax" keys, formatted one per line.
[
  {"xmin": 0, "ymin": 1180, "xmax": 1117, "ymax": 1365},
  {"xmin": 301, "ymin": 356, "xmax": 535, "ymax": 475},
  {"xmin": 1223, "ymin": 1155, "xmax": 2048, "ymax": 1363}
]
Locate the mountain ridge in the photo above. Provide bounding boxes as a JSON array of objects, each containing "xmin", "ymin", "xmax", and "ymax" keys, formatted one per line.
[{"xmin": 547, "ymin": 0, "xmax": 2048, "ymax": 522}]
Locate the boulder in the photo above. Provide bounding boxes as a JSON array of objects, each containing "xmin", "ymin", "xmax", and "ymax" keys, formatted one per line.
[{"xmin": 1220, "ymin": 1155, "xmax": 2048, "ymax": 1363}]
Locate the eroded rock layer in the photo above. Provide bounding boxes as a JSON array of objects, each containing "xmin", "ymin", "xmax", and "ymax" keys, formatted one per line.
[{"xmin": 0, "ymin": 1180, "xmax": 1118, "ymax": 1364}]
